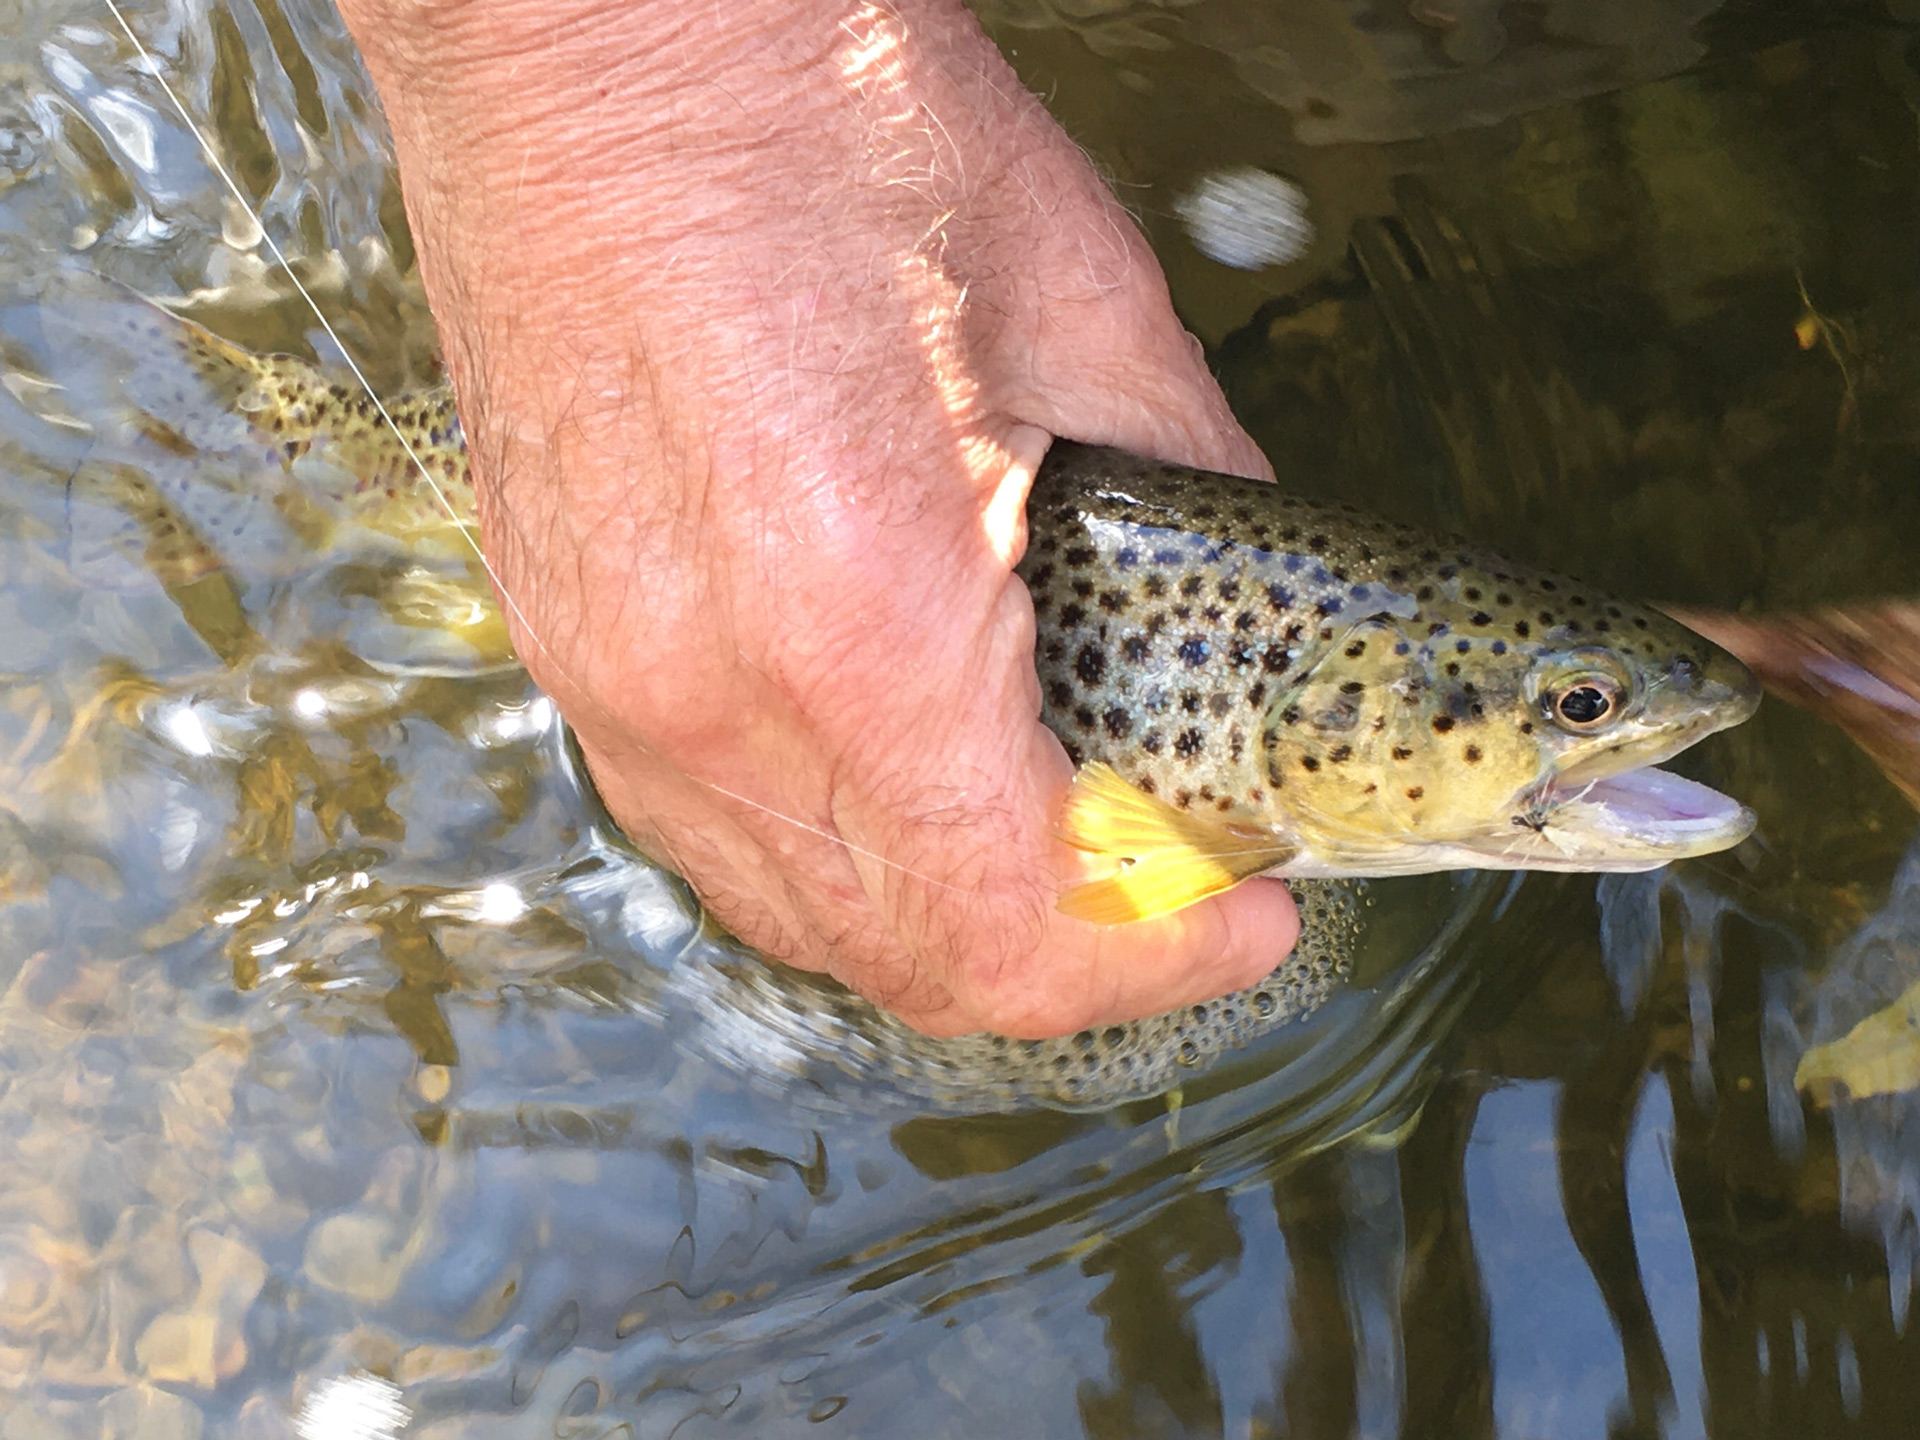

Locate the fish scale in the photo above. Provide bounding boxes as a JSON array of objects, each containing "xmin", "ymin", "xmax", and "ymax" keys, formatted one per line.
[{"xmin": 1019, "ymin": 443, "xmax": 1754, "ymax": 920}]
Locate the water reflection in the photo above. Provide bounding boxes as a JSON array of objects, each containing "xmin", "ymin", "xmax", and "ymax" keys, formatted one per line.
[{"xmin": 1, "ymin": 0, "xmax": 1919, "ymax": 1436}]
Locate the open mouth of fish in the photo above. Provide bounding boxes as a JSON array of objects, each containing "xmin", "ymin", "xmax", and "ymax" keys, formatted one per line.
[{"xmin": 1527, "ymin": 765, "xmax": 1756, "ymax": 866}]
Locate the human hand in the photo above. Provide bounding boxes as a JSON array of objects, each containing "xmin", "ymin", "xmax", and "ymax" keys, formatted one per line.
[{"xmin": 335, "ymin": 0, "xmax": 1299, "ymax": 1036}]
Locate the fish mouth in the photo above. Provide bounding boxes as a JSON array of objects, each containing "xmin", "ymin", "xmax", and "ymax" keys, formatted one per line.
[{"xmin": 1523, "ymin": 765, "xmax": 1755, "ymax": 869}]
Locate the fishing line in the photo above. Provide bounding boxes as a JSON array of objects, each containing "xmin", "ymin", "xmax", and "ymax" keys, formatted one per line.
[{"xmin": 97, "ymin": 0, "xmax": 964, "ymax": 895}]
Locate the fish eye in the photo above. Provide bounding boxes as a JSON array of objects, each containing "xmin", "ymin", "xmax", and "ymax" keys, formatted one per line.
[{"xmin": 1553, "ymin": 679, "xmax": 1620, "ymax": 731}]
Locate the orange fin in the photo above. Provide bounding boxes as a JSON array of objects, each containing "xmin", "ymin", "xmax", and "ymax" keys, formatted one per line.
[{"xmin": 1057, "ymin": 763, "xmax": 1292, "ymax": 925}]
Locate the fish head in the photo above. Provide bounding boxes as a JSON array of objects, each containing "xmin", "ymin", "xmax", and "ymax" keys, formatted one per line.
[{"xmin": 1256, "ymin": 592, "xmax": 1760, "ymax": 876}]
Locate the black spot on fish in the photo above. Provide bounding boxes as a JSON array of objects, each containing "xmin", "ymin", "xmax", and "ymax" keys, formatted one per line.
[
  {"xmin": 1301, "ymin": 755, "xmax": 1320, "ymax": 772},
  {"xmin": 1143, "ymin": 574, "xmax": 1168, "ymax": 599},
  {"xmin": 1470, "ymin": 611, "xmax": 1492, "ymax": 627},
  {"xmin": 1074, "ymin": 707, "xmax": 1096, "ymax": 730},
  {"xmin": 1203, "ymin": 605, "xmax": 1226, "ymax": 624},
  {"xmin": 1465, "ymin": 745, "xmax": 1482, "ymax": 763},
  {"xmin": 1267, "ymin": 583, "xmax": 1295, "ymax": 609},
  {"xmin": 1142, "ymin": 731, "xmax": 1164, "ymax": 754},
  {"xmin": 1064, "ymin": 546, "xmax": 1095, "ymax": 568},
  {"xmin": 1329, "ymin": 745, "xmax": 1352, "ymax": 763},
  {"xmin": 1181, "ymin": 692, "xmax": 1201, "ymax": 715},
  {"xmin": 1345, "ymin": 639, "xmax": 1367, "ymax": 658},
  {"xmin": 1122, "ymin": 635, "xmax": 1151, "ymax": 663},
  {"xmin": 1456, "ymin": 640, "xmax": 1471, "ymax": 654},
  {"xmin": 1181, "ymin": 574, "xmax": 1204, "ymax": 598},
  {"xmin": 1048, "ymin": 682, "xmax": 1073, "ymax": 708},
  {"xmin": 1219, "ymin": 580, "xmax": 1240, "ymax": 601},
  {"xmin": 1339, "ymin": 681, "xmax": 1365, "ymax": 695},
  {"xmin": 1519, "ymin": 721, "xmax": 1534, "ymax": 734},
  {"xmin": 1514, "ymin": 620, "xmax": 1531, "ymax": 638},
  {"xmin": 1433, "ymin": 716, "xmax": 1455, "ymax": 733},
  {"xmin": 1394, "ymin": 641, "xmax": 1411, "ymax": 656},
  {"xmin": 1235, "ymin": 611, "xmax": 1258, "ymax": 632},
  {"xmin": 1060, "ymin": 604, "xmax": 1086, "ymax": 628},
  {"xmin": 1464, "ymin": 587, "xmax": 1481, "ymax": 601},
  {"xmin": 1392, "ymin": 745, "xmax": 1413, "ymax": 760},
  {"xmin": 1541, "ymin": 579, "xmax": 1558, "ymax": 592},
  {"xmin": 1308, "ymin": 534, "xmax": 1328, "ymax": 552},
  {"xmin": 1209, "ymin": 693, "xmax": 1232, "ymax": 718},
  {"xmin": 1491, "ymin": 641, "xmax": 1507, "ymax": 656},
  {"xmin": 1406, "ymin": 786, "xmax": 1424, "ymax": 801},
  {"xmin": 1072, "ymin": 578, "xmax": 1094, "ymax": 598},
  {"xmin": 1175, "ymin": 728, "xmax": 1204, "ymax": 757},
  {"xmin": 1262, "ymin": 646, "xmax": 1290, "ymax": 675},
  {"xmin": 1104, "ymin": 707, "xmax": 1132, "ymax": 739},
  {"xmin": 1075, "ymin": 646, "xmax": 1107, "ymax": 684},
  {"xmin": 1115, "ymin": 548, "xmax": 1140, "ymax": 570},
  {"xmin": 1178, "ymin": 635, "xmax": 1210, "ymax": 667}
]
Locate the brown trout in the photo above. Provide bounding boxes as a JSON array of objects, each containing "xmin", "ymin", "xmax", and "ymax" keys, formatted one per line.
[
  {"xmin": 79, "ymin": 292, "xmax": 1759, "ymax": 923},
  {"xmin": 1023, "ymin": 448, "xmax": 1759, "ymax": 923},
  {"xmin": 37, "ymin": 291, "xmax": 1764, "ymax": 1105}
]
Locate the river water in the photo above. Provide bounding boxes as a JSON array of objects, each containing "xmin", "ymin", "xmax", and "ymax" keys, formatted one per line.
[{"xmin": 1, "ymin": 0, "xmax": 1918, "ymax": 1435}]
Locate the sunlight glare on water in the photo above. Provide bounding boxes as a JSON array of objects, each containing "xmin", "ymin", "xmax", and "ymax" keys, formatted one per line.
[{"xmin": 0, "ymin": 0, "xmax": 1918, "ymax": 1436}]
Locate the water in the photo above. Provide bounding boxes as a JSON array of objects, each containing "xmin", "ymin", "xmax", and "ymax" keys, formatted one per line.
[{"xmin": 1, "ymin": 0, "xmax": 1918, "ymax": 1434}]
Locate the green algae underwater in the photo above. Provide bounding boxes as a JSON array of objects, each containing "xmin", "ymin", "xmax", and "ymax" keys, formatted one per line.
[{"xmin": 1, "ymin": 0, "xmax": 1919, "ymax": 1435}]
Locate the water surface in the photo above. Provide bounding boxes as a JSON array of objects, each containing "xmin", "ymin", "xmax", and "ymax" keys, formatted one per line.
[{"xmin": 2, "ymin": 0, "xmax": 1918, "ymax": 1435}]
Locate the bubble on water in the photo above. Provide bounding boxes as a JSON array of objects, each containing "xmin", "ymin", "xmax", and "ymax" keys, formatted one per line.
[
  {"xmin": 295, "ymin": 1372, "xmax": 410, "ymax": 1440},
  {"xmin": 1175, "ymin": 167, "xmax": 1314, "ymax": 270}
]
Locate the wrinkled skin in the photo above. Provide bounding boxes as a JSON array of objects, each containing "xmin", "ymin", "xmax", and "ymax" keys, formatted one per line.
[{"xmin": 334, "ymin": 0, "xmax": 1301, "ymax": 1038}]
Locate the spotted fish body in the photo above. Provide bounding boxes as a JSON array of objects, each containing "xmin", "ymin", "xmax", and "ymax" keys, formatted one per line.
[
  {"xmin": 1020, "ymin": 445, "xmax": 1756, "ymax": 896},
  {"xmin": 85, "ymin": 298, "xmax": 1758, "ymax": 1106},
  {"xmin": 116, "ymin": 302, "xmax": 476, "ymax": 547}
]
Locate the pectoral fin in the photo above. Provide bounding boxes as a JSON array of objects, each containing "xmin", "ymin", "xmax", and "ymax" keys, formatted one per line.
[{"xmin": 1057, "ymin": 763, "xmax": 1293, "ymax": 925}]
